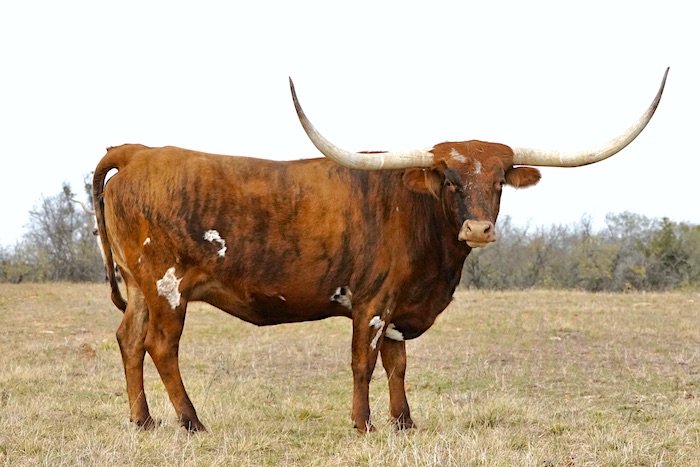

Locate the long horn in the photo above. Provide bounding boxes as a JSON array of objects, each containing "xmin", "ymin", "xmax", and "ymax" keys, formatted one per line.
[
  {"xmin": 290, "ymin": 78, "xmax": 433, "ymax": 170},
  {"xmin": 512, "ymin": 68, "xmax": 668, "ymax": 167},
  {"xmin": 71, "ymin": 198, "xmax": 95, "ymax": 216}
]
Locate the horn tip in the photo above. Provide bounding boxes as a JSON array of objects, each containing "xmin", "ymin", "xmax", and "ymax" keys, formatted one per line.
[{"xmin": 289, "ymin": 78, "xmax": 300, "ymax": 103}]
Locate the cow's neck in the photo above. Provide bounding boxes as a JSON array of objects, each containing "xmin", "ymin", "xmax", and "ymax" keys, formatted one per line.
[
  {"xmin": 387, "ymin": 190, "xmax": 470, "ymax": 339},
  {"xmin": 417, "ymin": 194, "xmax": 470, "ymax": 300}
]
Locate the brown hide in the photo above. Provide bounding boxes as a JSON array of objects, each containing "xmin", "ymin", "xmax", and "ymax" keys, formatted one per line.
[{"xmin": 93, "ymin": 141, "xmax": 539, "ymax": 432}]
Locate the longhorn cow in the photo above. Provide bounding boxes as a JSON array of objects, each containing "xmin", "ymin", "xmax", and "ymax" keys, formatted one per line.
[{"xmin": 93, "ymin": 69, "xmax": 667, "ymax": 432}]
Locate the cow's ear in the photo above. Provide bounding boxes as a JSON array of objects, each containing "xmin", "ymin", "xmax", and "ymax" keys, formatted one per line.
[
  {"xmin": 506, "ymin": 166, "xmax": 541, "ymax": 188},
  {"xmin": 403, "ymin": 168, "xmax": 442, "ymax": 198}
]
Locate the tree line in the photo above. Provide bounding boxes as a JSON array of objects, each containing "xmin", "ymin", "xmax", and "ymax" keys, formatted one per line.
[
  {"xmin": 0, "ymin": 180, "xmax": 104, "ymax": 283},
  {"xmin": 461, "ymin": 213, "xmax": 700, "ymax": 291},
  {"xmin": 2, "ymin": 181, "xmax": 699, "ymax": 291}
]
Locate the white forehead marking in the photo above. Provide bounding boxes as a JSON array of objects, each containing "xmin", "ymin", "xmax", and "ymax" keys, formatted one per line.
[
  {"xmin": 204, "ymin": 230, "xmax": 227, "ymax": 258},
  {"xmin": 156, "ymin": 266, "xmax": 182, "ymax": 309},
  {"xmin": 385, "ymin": 324, "xmax": 404, "ymax": 341},
  {"xmin": 143, "ymin": 237, "xmax": 151, "ymax": 246},
  {"xmin": 450, "ymin": 148, "xmax": 468, "ymax": 163},
  {"xmin": 451, "ymin": 148, "xmax": 482, "ymax": 175}
]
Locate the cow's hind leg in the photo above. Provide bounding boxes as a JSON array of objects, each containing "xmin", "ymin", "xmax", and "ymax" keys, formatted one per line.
[
  {"xmin": 116, "ymin": 282, "xmax": 154, "ymax": 429},
  {"xmin": 380, "ymin": 338, "xmax": 415, "ymax": 430},
  {"xmin": 144, "ymin": 296, "xmax": 206, "ymax": 432}
]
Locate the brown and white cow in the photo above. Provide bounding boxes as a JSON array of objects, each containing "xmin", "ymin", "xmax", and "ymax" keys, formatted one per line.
[{"xmin": 93, "ymin": 69, "xmax": 667, "ymax": 433}]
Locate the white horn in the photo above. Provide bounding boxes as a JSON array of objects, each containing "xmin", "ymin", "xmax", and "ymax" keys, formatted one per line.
[
  {"xmin": 512, "ymin": 68, "xmax": 668, "ymax": 167},
  {"xmin": 71, "ymin": 198, "xmax": 95, "ymax": 216},
  {"xmin": 290, "ymin": 78, "xmax": 433, "ymax": 170}
]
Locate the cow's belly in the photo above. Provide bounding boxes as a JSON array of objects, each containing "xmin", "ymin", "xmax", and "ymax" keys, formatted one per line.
[{"xmin": 189, "ymin": 280, "xmax": 351, "ymax": 326}]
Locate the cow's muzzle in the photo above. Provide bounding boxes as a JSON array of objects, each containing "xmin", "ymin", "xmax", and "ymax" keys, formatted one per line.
[{"xmin": 458, "ymin": 220, "xmax": 496, "ymax": 248}]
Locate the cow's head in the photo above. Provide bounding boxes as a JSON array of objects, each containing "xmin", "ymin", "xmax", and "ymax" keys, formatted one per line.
[
  {"xmin": 71, "ymin": 198, "xmax": 99, "ymax": 236},
  {"xmin": 401, "ymin": 141, "xmax": 540, "ymax": 247},
  {"xmin": 289, "ymin": 69, "xmax": 667, "ymax": 248}
]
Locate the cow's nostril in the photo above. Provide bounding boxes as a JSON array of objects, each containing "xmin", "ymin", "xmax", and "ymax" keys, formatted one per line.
[{"xmin": 460, "ymin": 220, "xmax": 496, "ymax": 244}]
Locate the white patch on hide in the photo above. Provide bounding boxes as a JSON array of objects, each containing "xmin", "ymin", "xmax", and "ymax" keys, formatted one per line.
[
  {"xmin": 370, "ymin": 317, "xmax": 384, "ymax": 350},
  {"xmin": 330, "ymin": 286, "xmax": 352, "ymax": 310},
  {"xmin": 473, "ymin": 159, "xmax": 482, "ymax": 174},
  {"xmin": 369, "ymin": 316, "xmax": 383, "ymax": 328},
  {"xmin": 450, "ymin": 148, "xmax": 468, "ymax": 163},
  {"xmin": 204, "ymin": 230, "xmax": 227, "ymax": 258},
  {"xmin": 156, "ymin": 267, "xmax": 182, "ymax": 309},
  {"xmin": 143, "ymin": 237, "xmax": 151, "ymax": 246},
  {"xmin": 385, "ymin": 324, "xmax": 404, "ymax": 341}
]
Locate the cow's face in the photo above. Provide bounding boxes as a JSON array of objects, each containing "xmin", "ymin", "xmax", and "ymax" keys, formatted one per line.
[{"xmin": 403, "ymin": 141, "xmax": 540, "ymax": 248}]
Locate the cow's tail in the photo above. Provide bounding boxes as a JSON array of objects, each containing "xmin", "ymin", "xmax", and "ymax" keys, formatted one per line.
[{"xmin": 93, "ymin": 148, "xmax": 127, "ymax": 312}]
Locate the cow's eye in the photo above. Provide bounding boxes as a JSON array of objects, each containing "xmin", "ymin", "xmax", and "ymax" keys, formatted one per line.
[{"xmin": 445, "ymin": 180, "xmax": 462, "ymax": 193}]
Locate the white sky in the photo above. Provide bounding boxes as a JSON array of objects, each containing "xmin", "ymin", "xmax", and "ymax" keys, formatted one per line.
[{"xmin": 0, "ymin": 1, "xmax": 696, "ymax": 246}]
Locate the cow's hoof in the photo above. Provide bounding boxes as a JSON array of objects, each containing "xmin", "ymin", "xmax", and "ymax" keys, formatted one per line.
[
  {"xmin": 181, "ymin": 418, "xmax": 207, "ymax": 433},
  {"xmin": 353, "ymin": 421, "xmax": 375, "ymax": 433},
  {"xmin": 133, "ymin": 416, "xmax": 157, "ymax": 430},
  {"xmin": 395, "ymin": 417, "xmax": 416, "ymax": 431}
]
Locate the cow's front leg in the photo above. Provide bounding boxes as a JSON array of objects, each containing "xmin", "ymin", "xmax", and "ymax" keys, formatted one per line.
[
  {"xmin": 350, "ymin": 306, "xmax": 392, "ymax": 433},
  {"xmin": 380, "ymin": 338, "xmax": 415, "ymax": 430}
]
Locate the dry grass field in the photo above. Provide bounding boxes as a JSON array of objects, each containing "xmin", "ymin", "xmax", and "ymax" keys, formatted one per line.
[{"xmin": 0, "ymin": 283, "xmax": 698, "ymax": 466}]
